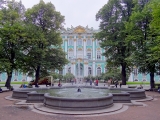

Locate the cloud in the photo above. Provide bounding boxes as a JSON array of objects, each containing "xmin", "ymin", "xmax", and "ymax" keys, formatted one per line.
[{"xmin": 16, "ymin": 0, "xmax": 108, "ymax": 29}]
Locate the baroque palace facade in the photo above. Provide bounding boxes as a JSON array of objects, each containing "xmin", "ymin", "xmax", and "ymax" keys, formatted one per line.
[
  {"xmin": 0, "ymin": 25, "xmax": 160, "ymax": 82},
  {"xmin": 59, "ymin": 25, "xmax": 106, "ymax": 79}
]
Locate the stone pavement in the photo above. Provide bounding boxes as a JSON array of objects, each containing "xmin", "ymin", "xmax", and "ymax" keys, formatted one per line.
[{"xmin": 0, "ymin": 83, "xmax": 160, "ymax": 120}]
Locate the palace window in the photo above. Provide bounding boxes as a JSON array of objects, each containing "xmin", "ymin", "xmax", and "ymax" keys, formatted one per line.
[
  {"xmin": 97, "ymin": 51, "xmax": 101, "ymax": 60},
  {"xmin": 88, "ymin": 67, "xmax": 92, "ymax": 75},
  {"xmin": 68, "ymin": 40, "xmax": 73, "ymax": 46},
  {"xmin": 97, "ymin": 40, "xmax": 101, "ymax": 46},
  {"xmin": 59, "ymin": 70, "xmax": 63, "ymax": 75},
  {"xmin": 97, "ymin": 67, "xmax": 101, "ymax": 76},
  {"xmin": 133, "ymin": 68, "xmax": 138, "ymax": 76},
  {"xmin": 105, "ymin": 67, "xmax": 107, "ymax": 73},
  {"xmin": 77, "ymin": 39, "xmax": 82, "ymax": 46},
  {"xmin": 15, "ymin": 70, "xmax": 18, "ymax": 76},
  {"xmin": 87, "ymin": 52, "xmax": 91, "ymax": 59},
  {"xmin": 68, "ymin": 52, "xmax": 73, "ymax": 59},
  {"xmin": 87, "ymin": 39, "xmax": 92, "ymax": 46},
  {"xmin": 68, "ymin": 67, "xmax": 71, "ymax": 73}
]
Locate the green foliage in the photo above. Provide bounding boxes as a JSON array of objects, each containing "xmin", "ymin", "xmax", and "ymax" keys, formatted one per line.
[
  {"xmin": 149, "ymin": 0, "xmax": 160, "ymax": 63},
  {"xmin": 0, "ymin": 0, "xmax": 26, "ymax": 88},
  {"xmin": 95, "ymin": 0, "xmax": 134, "ymax": 85},
  {"xmin": 101, "ymin": 68, "xmax": 121, "ymax": 81},
  {"xmin": 125, "ymin": 0, "xmax": 157, "ymax": 88},
  {"xmin": 20, "ymin": 0, "xmax": 68, "ymax": 83},
  {"xmin": 63, "ymin": 73, "xmax": 75, "ymax": 82}
]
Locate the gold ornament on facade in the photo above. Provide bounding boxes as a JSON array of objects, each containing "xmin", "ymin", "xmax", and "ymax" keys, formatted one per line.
[
  {"xmin": 74, "ymin": 26, "xmax": 86, "ymax": 33},
  {"xmin": 97, "ymin": 48, "xmax": 101, "ymax": 51},
  {"xmin": 69, "ymin": 36, "xmax": 73, "ymax": 39},
  {"xmin": 77, "ymin": 48, "xmax": 83, "ymax": 51},
  {"xmin": 98, "ymin": 64, "xmax": 101, "ymax": 67},
  {"xmin": 74, "ymin": 39, "xmax": 76, "ymax": 41},
  {"xmin": 87, "ymin": 48, "xmax": 92, "ymax": 51},
  {"xmin": 84, "ymin": 62, "xmax": 88, "ymax": 64},
  {"xmin": 78, "ymin": 36, "xmax": 82, "ymax": 38},
  {"xmin": 78, "ymin": 58, "xmax": 83, "ymax": 62},
  {"xmin": 83, "ymin": 39, "xmax": 86, "ymax": 42},
  {"xmin": 68, "ymin": 48, "xmax": 73, "ymax": 51},
  {"xmin": 92, "ymin": 39, "xmax": 95, "ymax": 41}
]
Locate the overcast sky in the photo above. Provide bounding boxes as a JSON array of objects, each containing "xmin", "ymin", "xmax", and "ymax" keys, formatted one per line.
[{"xmin": 17, "ymin": 0, "xmax": 108, "ymax": 29}]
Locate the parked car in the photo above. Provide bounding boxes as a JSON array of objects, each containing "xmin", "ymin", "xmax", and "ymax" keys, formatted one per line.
[{"xmin": 29, "ymin": 76, "xmax": 53, "ymax": 87}]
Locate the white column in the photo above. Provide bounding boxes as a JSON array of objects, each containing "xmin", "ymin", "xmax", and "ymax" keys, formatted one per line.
[
  {"xmin": 92, "ymin": 39, "xmax": 95, "ymax": 60},
  {"xmin": 64, "ymin": 65, "xmax": 67, "ymax": 75},
  {"xmin": 84, "ymin": 63, "xmax": 88, "ymax": 77},
  {"xmin": 71, "ymin": 63, "xmax": 74, "ymax": 76},
  {"xmin": 83, "ymin": 39, "xmax": 86, "ymax": 58},
  {"xmin": 64, "ymin": 39, "xmax": 68, "ymax": 59},
  {"xmin": 74, "ymin": 39, "xmax": 76, "ymax": 57},
  {"xmin": 93, "ymin": 62, "xmax": 96, "ymax": 76},
  {"xmin": 74, "ymin": 63, "xmax": 76, "ymax": 77},
  {"xmin": 78, "ymin": 62, "xmax": 80, "ymax": 78}
]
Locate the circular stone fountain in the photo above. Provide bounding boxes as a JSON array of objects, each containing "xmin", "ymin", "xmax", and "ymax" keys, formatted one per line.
[{"xmin": 12, "ymin": 86, "xmax": 146, "ymax": 111}]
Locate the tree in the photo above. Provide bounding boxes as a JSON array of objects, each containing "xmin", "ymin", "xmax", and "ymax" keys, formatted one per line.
[
  {"xmin": 102, "ymin": 67, "xmax": 121, "ymax": 81},
  {"xmin": 0, "ymin": 0, "xmax": 26, "ymax": 88},
  {"xmin": 125, "ymin": 0, "xmax": 157, "ymax": 89},
  {"xmin": 63, "ymin": 73, "xmax": 75, "ymax": 82},
  {"xmin": 95, "ymin": 0, "xmax": 134, "ymax": 85},
  {"xmin": 149, "ymin": 0, "xmax": 160, "ymax": 63},
  {"xmin": 23, "ymin": 0, "xmax": 67, "ymax": 84}
]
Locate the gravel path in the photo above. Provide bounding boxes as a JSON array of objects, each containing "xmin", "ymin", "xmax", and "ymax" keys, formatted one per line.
[{"xmin": 0, "ymin": 91, "xmax": 160, "ymax": 120}]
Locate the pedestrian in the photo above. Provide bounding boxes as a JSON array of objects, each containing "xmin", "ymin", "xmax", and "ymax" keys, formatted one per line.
[
  {"xmin": 90, "ymin": 79, "xmax": 92, "ymax": 86},
  {"xmin": 74, "ymin": 78, "xmax": 76, "ymax": 84},
  {"xmin": 0, "ymin": 87, "xmax": 2, "ymax": 93},
  {"xmin": 96, "ymin": 79, "xmax": 98, "ymax": 86},
  {"xmin": 119, "ymin": 81, "xmax": 122, "ymax": 88},
  {"xmin": 35, "ymin": 83, "xmax": 39, "ymax": 88},
  {"xmin": 115, "ymin": 80, "xmax": 118, "ymax": 88}
]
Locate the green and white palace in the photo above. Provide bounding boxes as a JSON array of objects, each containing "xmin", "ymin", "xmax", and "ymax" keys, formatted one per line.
[
  {"xmin": 59, "ymin": 25, "xmax": 106, "ymax": 79},
  {"xmin": 0, "ymin": 26, "xmax": 160, "ymax": 82}
]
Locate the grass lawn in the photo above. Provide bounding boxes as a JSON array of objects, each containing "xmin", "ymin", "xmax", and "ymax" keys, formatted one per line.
[
  {"xmin": 127, "ymin": 81, "xmax": 150, "ymax": 85},
  {"xmin": 0, "ymin": 81, "xmax": 28, "ymax": 85}
]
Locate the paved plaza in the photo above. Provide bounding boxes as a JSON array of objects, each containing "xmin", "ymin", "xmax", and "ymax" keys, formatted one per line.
[{"xmin": 0, "ymin": 83, "xmax": 160, "ymax": 120}]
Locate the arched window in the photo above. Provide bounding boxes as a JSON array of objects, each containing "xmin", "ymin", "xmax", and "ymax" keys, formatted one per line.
[
  {"xmin": 77, "ymin": 39, "xmax": 82, "ymax": 46},
  {"xmin": 68, "ymin": 67, "xmax": 71, "ymax": 73},
  {"xmin": 97, "ymin": 51, "xmax": 101, "ymax": 60},
  {"xmin": 88, "ymin": 67, "xmax": 92, "ymax": 75},
  {"xmin": 68, "ymin": 49, "xmax": 73, "ymax": 59},
  {"xmin": 77, "ymin": 48, "xmax": 83, "ymax": 58},
  {"xmin": 68, "ymin": 39, "xmax": 73, "ymax": 46},
  {"xmin": 59, "ymin": 70, "xmax": 63, "ymax": 75},
  {"xmin": 105, "ymin": 67, "xmax": 107, "ymax": 73},
  {"xmin": 15, "ymin": 70, "xmax": 18, "ymax": 76},
  {"xmin": 87, "ymin": 39, "xmax": 92, "ymax": 46},
  {"xmin": 133, "ymin": 68, "xmax": 138, "ymax": 76},
  {"xmin": 97, "ymin": 67, "xmax": 101, "ymax": 76},
  {"xmin": 97, "ymin": 40, "xmax": 101, "ymax": 46},
  {"xmin": 87, "ymin": 48, "xmax": 92, "ymax": 59}
]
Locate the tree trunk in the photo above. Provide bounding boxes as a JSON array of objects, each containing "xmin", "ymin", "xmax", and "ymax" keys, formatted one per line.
[
  {"xmin": 5, "ymin": 72, "xmax": 13, "ymax": 89},
  {"xmin": 35, "ymin": 65, "xmax": 41, "ymax": 84},
  {"xmin": 121, "ymin": 63, "xmax": 127, "ymax": 85},
  {"xmin": 150, "ymin": 71, "xmax": 155, "ymax": 89}
]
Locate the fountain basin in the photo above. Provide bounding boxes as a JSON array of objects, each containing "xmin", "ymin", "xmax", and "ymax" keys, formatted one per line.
[
  {"xmin": 11, "ymin": 86, "xmax": 146, "ymax": 111},
  {"xmin": 110, "ymin": 88, "xmax": 146, "ymax": 100},
  {"xmin": 27, "ymin": 91, "xmax": 44, "ymax": 103},
  {"xmin": 44, "ymin": 93, "xmax": 113, "ymax": 111}
]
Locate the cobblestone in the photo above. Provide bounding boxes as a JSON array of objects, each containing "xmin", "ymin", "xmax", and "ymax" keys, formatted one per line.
[{"xmin": 0, "ymin": 88, "xmax": 160, "ymax": 120}]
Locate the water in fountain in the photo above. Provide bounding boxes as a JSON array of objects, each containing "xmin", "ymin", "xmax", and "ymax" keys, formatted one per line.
[{"xmin": 35, "ymin": 87, "xmax": 121, "ymax": 99}]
